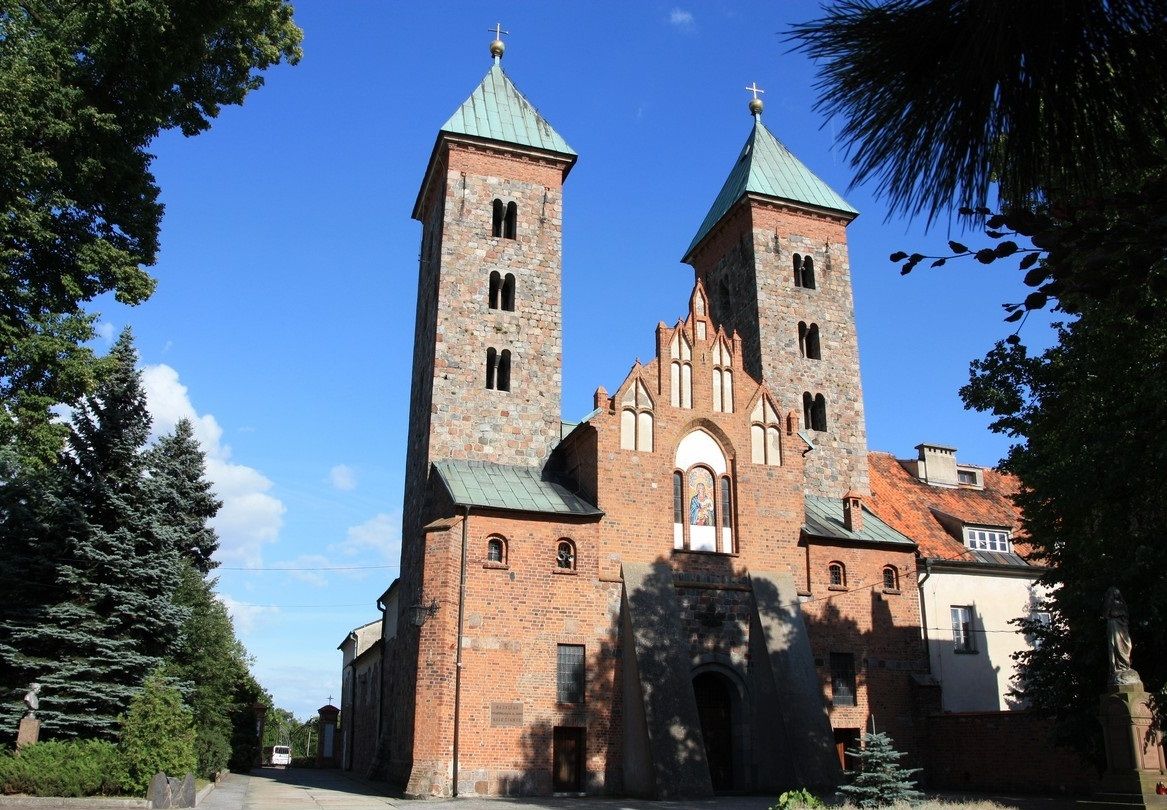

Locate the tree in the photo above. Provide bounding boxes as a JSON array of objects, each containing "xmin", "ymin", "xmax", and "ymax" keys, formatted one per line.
[
  {"xmin": 0, "ymin": 1, "xmax": 302, "ymax": 459},
  {"xmin": 961, "ymin": 296, "xmax": 1167, "ymax": 755},
  {"xmin": 117, "ymin": 673, "xmax": 198, "ymax": 794},
  {"xmin": 787, "ymin": 0, "xmax": 1167, "ymax": 220},
  {"xmin": 16, "ymin": 330, "xmax": 183, "ymax": 739},
  {"xmin": 837, "ymin": 730, "xmax": 923, "ymax": 808},
  {"xmin": 149, "ymin": 419, "xmax": 222, "ymax": 575}
]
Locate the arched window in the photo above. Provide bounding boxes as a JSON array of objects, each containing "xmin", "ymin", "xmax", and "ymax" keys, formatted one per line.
[
  {"xmin": 803, "ymin": 392, "xmax": 814, "ymax": 431},
  {"xmin": 501, "ymin": 273, "xmax": 515, "ymax": 311},
  {"xmin": 812, "ymin": 394, "xmax": 827, "ymax": 431},
  {"xmin": 750, "ymin": 395, "xmax": 782, "ymax": 466},
  {"xmin": 504, "ymin": 201, "xmax": 517, "ymax": 239},
  {"xmin": 674, "ymin": 430, "xmax": 734, "ymax": 554},
  {"xmin": 669, "ymin": 331, "xmax": 692, "ymax": 408},
  {"xmin": 497, "ymin": 349, "xmax": 511, "ymax": 392},
  {"xmin": 486, "ymin": 537, "xmax": 506, "ymax": 564},
  {"xmin": 793, "ymin": 253, "xmax": 804, "ymax": 287},
  {"xmin": 486, "ymin": 348, "xmax": 511, "ymax": 391},
  {"xmin": 556, "ymin": 539, "xmax": 576, "ymax": 570},
  {"xmin": 882, "ymin": 566, "xmax": 899, "ymax": 592},
  {"xmin": 806, "ymin": 323, "xmax": 821, "ymax": 359},
  {"xmin": 620, "ymin": 379, "xmax": 654, "ymax": 452},
  {"xmin": 711, "ymin": 337, "xmax": 734, "ymax": 413},
  {"xmin": 488, "ymin": 271, "xmax": 501, "ymax": 309},
  {"xmin": 828, "ymin": 561, "xmax": 846, "ymax": 588},
  {"xmin": 802, "ymin": 256, "xmax": 816, "ymax": 289},
  {"xmin": 799, "ymin": 322, "xmax": 821, "ymax": 359},
  {"xmin": 491, "ymin": 199, "xmax": 504, "ymax": 237}
]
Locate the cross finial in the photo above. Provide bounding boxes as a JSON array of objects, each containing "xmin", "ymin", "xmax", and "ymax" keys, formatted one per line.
[
  {"xmin": 327, "ymin": 694, "xmax": 333, "ymax": 705},
  {"xmin": 745, "ymin": 82, "xmax": 765, "ymax": 117},
  {"xmin": 489, "ymin": 22, "xmax": 509, "ymax": 61}
]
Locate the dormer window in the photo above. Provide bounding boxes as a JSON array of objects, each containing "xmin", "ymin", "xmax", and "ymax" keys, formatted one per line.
[{"xmin": 964, "ymin": 527, "xmax": 1012, "ymax": 553}]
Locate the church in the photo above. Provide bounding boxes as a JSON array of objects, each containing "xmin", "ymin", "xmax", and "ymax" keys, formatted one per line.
[{"xmin": 338, "ymin": 32, "xmax": 1015, "ymax": 799}]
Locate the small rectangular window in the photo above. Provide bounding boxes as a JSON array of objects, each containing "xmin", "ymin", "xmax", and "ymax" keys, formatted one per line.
[
  {"xmin": 557, "ymin": 644, "xmax": 585, "ymax": 704},
  {"xmin": 951, "ymin": 606, "xmax": 975, "ymax": 653},
  {"xmin": 830, "ymin": 653, "xmax": 856, "ymax": 706},
  {"xmin": 964, "ymin": 526, "xmax": 1011, "ymax": 553}
]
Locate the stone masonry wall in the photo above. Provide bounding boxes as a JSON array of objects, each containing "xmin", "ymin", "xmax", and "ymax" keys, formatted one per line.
[{"xmin": 689, "ymin": 199, "xmax": 870, "ymax": 499}]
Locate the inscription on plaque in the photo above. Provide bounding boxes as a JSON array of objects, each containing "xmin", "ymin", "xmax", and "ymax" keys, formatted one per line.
[{"xmin": 490, "ymin": 702, "xmax": 523, "ymax": 727}]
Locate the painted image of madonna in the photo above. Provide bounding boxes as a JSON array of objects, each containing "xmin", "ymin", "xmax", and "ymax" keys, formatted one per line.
[{"xmin": 689, "ymin": 468, "xmax": 714, "ymax": 526}]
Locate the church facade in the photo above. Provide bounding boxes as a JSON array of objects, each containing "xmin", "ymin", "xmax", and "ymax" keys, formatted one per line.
[{"xmin": 364, "ymin": 38, "xmax": 932, "ymax": 798}]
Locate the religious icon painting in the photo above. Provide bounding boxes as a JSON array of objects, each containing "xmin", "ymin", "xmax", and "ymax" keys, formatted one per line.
[{"xmin": 688, "ymin": 467, "xmax": 715, "ymax": 527}]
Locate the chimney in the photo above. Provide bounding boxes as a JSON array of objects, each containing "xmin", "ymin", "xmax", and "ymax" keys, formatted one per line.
[
  {"xmin": 843, "ymin": 490, "xmax": 864, "ymax": 533},
  {"xmin": 915, "ymin": 443, "xmax": 959, "ymax": 487}
]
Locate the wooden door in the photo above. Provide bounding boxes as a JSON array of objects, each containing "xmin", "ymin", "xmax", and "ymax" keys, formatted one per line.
[{"xmin": 552, "ymin": 726, "xmax": 584, "ymax": 792}]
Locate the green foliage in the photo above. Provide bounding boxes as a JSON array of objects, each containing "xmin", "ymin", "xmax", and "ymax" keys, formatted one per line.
[
  {"xmin": 837, "ymin": 731, "xmax": 922, "ymax": 808},
  {"xmin": 149, "ymin": 419, "xmax": 223, "ymax": 575},
  {"xmin": 771, "ymin": 787, "xmax": 826, "ymax": 810},
  {"xmin": 0, "ymin": 740, "xmax": 127, "ymax": 797},
  {"xmin": 961, "ymin": 291, "xmax": 1167, "ymax": 753},
  {"xmin": 0, "ymin": 0, "xmax": 302, "ymax": 463},
  {"xmin": 787, "ymin": 1, "xmax": 1167, "ymax": 221},
  {"xmin": 117, "ymin": 674, "xmax": 198, "ymax": 795}
]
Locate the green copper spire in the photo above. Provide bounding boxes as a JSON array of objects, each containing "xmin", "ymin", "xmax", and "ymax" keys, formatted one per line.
[
  {"xmin": 684, "ymin": 112, "xmax": 857, "ymax": 262},
  {"xmin": 439, "ymin": 41, "xmax": 575, "ymax": 158}
]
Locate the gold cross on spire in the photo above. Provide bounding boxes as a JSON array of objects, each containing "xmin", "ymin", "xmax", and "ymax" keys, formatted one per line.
[
  {"xmin": 489, "ymin": 22, "xmax": 509, "ymax": 60},
  {"xmin": 745, "ymin": 82, "xmax": 765, "ymax": 116}
]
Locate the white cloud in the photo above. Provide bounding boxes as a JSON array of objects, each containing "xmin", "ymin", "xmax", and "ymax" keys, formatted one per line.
[
  {"xmin": 141, "ymin": 364, "xmax": 285, "ymax": 567},
  {"xmin": 329, "ymin": 464, "xmax": 357, "ymax": 491},
  {"xmin": 277, "ymin": 554, "xmax": 334, "ymax": 588},
  {"xmin": 217, "ymin": 594, "xmax": 279, "ymax": 634},
  {"xmin": 669, "ymin": 8, "xmax": 695, "ymax": 28},
  {"xmin": 334, "ymin": 512, "xmax": 399, "ymax": 561},
  {"xmin": 96, "ymin": 322, "xmax": 115, "ymax": 344}
]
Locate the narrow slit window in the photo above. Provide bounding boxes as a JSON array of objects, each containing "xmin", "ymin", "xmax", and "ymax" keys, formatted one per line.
[
  {"xmin": 812, "ymin": 394, "xmax": 827, "ymax": 431},
  {"xmin": 803, "ymin": 392, "xmax": 814, "ymax": 431},
  {"xmin": 486, "ymin": 348, "xmax": 497, "ymax": 389},
  {"xmin": 802, "ymin": 256, "xmax": 816, "ymax": 289},
  {"xmin": 504, "ymin": 201, "xmax": 517, "ymax": 239},
  {"xmin": 488, "ymin": 271, "xmax": 501, "ymax": 309},
  {"xmin": 806, "ymin": 324, "xmax": 821, "ymax": 360},
  {"xmin": 491, "ymin": 199, "xmax": 504, "ymax": 237},
  {"xmin": 497, "ymin": 350, "xmax": 511, "ymax": 392},
  {"xmin": 793, "ymin": 253, "xmax": 804, "ymax": 287},
  {"xmin": 501, "ymin": 273, "xmax": 516, "ymax": 311}
]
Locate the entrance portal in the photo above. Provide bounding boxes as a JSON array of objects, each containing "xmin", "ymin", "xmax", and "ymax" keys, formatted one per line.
[
  {"xmin": 693, "ymin": 672, "xmax": 733, "ymax": 790},
  {"xmin": 552, "ymin": 726, "xmax": 584, "ymax": 793}
]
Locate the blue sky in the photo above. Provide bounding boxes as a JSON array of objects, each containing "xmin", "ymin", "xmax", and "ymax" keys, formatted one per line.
[{"xmin": 95, "ymin": 3, "xmax": 1054, "ymax": 719}]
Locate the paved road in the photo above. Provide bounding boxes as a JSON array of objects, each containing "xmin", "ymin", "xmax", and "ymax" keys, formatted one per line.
[{"xmin": 0, "ymin": 768, "xmax": 1085, "ymax": 810}]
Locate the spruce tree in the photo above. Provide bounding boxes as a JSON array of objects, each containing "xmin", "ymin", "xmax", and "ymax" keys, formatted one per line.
[
  {"xmin": 148, "ymin": 419, "xmax": 221, "ymax": 575},
  {"xmin": 34, "ymin": 329, "xmax": 183, "ymax": 738},
  {"xmin": 838, "ymin": 730, "xmax": 923, "ymax": 808}
]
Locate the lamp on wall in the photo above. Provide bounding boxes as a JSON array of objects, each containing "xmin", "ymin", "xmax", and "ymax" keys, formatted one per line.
[{"xmin": 408, "ymin": 597, "xmax": 439, "ymax": 627}]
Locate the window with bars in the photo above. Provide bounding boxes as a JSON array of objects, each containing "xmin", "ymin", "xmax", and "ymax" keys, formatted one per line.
[
  {"xmin": 830, "ymin": 653, "xmax": 856, "ymax": 706},
  {"xmin": 556, "ymin": 644, "xmax": 585, "ymax": 704}
]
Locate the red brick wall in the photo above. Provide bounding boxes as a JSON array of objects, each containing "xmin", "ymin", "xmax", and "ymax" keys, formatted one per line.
[{"xmin": 920, "ymin": 711, "xmax": 1095, "ymax": 794}]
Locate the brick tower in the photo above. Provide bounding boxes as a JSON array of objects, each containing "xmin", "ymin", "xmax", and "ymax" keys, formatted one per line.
[
  {"xmin": 683, "ymin": 94, "xmax": 868, "ymax": 498},
  {"xmin": 388, "ymin": 35, "xmax": 577, "ymax": 791}
]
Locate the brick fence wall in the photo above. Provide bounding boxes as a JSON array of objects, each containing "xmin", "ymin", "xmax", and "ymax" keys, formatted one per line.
[{"xmin": 920, "ymin": 710, "xmax": 1096, "ymax": 795}]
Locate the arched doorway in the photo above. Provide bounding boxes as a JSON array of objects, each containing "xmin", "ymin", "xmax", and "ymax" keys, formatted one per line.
[{"xmin": 693, "ymin": 671, "xmax": 734, "ymax": 790}]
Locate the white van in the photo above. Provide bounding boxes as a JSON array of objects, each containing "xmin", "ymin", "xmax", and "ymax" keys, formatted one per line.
[{"xmin": 270, "ymin": 745, "xmax": 292, "ymax": 767}]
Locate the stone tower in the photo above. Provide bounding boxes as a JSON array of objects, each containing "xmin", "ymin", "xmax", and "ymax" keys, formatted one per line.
[{"xmin": 683, "ymin": 99, "xmax": 868, "ymax": 498}]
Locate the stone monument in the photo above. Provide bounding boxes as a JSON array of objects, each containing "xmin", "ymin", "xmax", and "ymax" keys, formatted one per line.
[
  {"xmin": 1093, "ymin": 588, "xmax": 1166, "ymax": 808},
  {"xmin": 16, "ymin": 683, "xmax": 40, "ymax": 749}
]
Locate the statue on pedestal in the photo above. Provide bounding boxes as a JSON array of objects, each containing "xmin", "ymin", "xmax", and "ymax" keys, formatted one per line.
[
  {"xmin": 1103, "ymin": 587, "xmax": 1141, "ymax": 687},
  {"xmin": 22, "ymin": 683, "xmax": 40, "ymax": 718}
]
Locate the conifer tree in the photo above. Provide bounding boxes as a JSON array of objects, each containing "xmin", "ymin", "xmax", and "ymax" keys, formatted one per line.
[
  {"xmin": 33, "ymin": 329, "xmax": 183, "ymax": 738},
  {"xmin": 838, "ymin": 730, "xmax": 923, "ymax": 808},
  {"xmin": 148, "ymin": 419, "xmax": 221, "ymax": 575}
]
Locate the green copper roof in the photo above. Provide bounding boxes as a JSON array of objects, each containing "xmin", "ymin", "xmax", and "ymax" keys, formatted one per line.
[
  {"xmin": 684, "ymin": 118, "xmax": 857, "ymax": 261},
  {"xmin": 434, "ymin": 459, "xmax": 601, "ymax": 517},
  {"xmin": 440, "ymin": 61, "xmax": 576, "ymax": 158},
  {"xmin": 803, "ymin": 495, "xmax": 916, "ymax": 547}
]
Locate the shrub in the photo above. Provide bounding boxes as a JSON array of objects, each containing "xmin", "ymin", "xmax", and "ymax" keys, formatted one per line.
[
  {"xmin": 772, "ymin": 787, "xmax": 826, "ymax": 810},
  {"xmin": 838, "ymin": 730, "xmax": 923, "ymax": 808},
  {"xmin": 118, "ymin": 674, "xmax": 197, "ymax": 794},
  {"xmin": 0, "ymin": 740, "xmax": 127, "ymax": 797}
]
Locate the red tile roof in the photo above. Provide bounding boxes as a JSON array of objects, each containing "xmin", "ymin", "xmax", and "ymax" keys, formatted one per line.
[{"xmin": 866, "ymin": 451, "xmax": 1034, "ymax": 563}]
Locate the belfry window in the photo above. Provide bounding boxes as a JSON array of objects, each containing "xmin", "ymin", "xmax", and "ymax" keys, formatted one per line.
[
  {"xmin": 673, "ymin": 430, "xmax": 734, "ymax": 554},
  {"xmin": 486, "ymin": 348, "xmax": 511, "ymax": 391},
  {"xmin": 620, "ymin": 379, "xmax": 654, "ymax": 452},
  {"xmin": 488, "ymin": 271, "xmax": 515, "ymax": 310},
  {"xmin": 794, "ymin": 254, "xmax": 816, "ymax": 289},
  {"xmin": 799, "ymin": 322, "xmax": 821, "ymax": 360},
  {"xmin": 803, "ymin": 392, "xmax": 827, "ymax": 432},
  {"xmin": 750, "ymin": 395, "xmax": 782, "ymax": 466},
  {"xmin": 491, "ymin": 199, "xmax": 518, "ymax": 239},
  {"xmin": 711, "ymin": 337, "xmax": 734, "ymax": 413}
]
